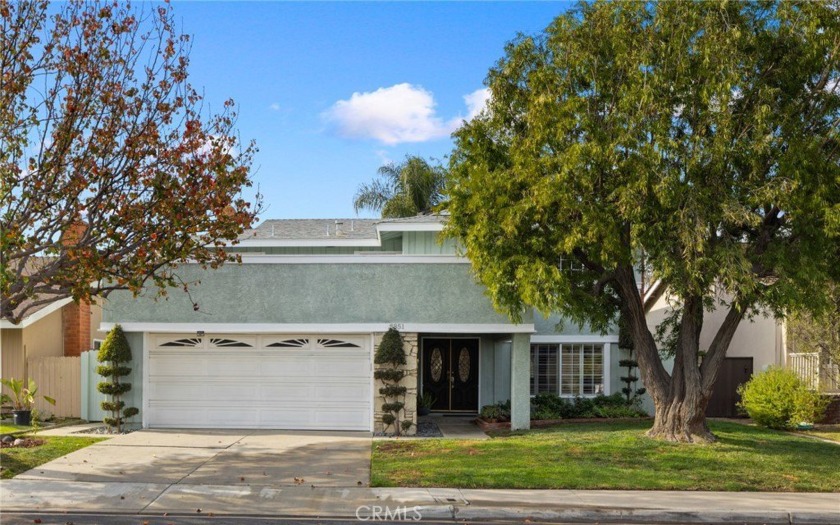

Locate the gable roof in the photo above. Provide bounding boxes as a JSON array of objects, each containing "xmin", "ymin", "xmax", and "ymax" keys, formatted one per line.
[
  {"xmin": 240, "ymin": 219, "xmax": 379, "ymax": 241},
  {"xmin": 0, "ymin": 296, "xmax": 73, "ymax": 329},
  {"xmin": 235, "ymin": 213, "xmax": 447, "ymax": 247},
  {"xmin": 377, "ymin": 212, "xmax": 448, "ymax": 224}
]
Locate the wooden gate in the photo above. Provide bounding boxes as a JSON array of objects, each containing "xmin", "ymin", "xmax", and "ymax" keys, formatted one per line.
[
  {"xmin": 706, "ymin": 357, "xmax": 753, "ymax": 418},
  {"xmin": 28, "ymin": 356, "xmax": 81, "ymax": 418}
]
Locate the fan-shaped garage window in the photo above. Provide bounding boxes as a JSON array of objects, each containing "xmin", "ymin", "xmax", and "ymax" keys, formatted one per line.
[
  {"xmin": 317, "ymin": 339, "xmax": 361, "ymax": 348},
  {"xmin": 160, "ymin": 338, "xmax": 203, "ymax": 348},
  {"xmin": 210, "ymin": 338, "xmax": 252, "ymax": 348},
  {"xmin": 266, "ymin": 339, "xmax": 309, "ymax": 348}
]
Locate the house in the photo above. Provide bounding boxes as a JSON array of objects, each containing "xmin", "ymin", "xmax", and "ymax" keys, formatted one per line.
[
  {"xmin": 1, "ymin": 296, "xmax": 108, "ymax": 414},
  {"xmin": 101, "ymin": 214, "xmax": 625, "ymax": 433}
]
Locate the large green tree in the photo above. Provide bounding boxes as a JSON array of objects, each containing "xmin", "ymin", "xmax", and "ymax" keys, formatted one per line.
[
  {"xmin": 445, "ymin": 1, "xmax": 840, "ymax": 442},
  {"xmin": 354, "ymin": 155, "xmax": 446, "ymax": 218},
  {"xmin": 1, "ymin": 1, "xmax": 260, "ymax": 324}
]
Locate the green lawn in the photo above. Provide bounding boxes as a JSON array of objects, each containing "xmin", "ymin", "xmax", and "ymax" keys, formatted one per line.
[
  {"xmin": 372, "ymin": 421, "xmax": 840, "ymax": 492},
  {"xmin": 0, "ymin": 424, "xmax": 31, "ymax": 435},
  {"xmin": 1, "ymin": 436, "xmax": 105, "ymax": 479},
  {"xmin": 800, "ymin": 424, "xmax": 840, "ymax": 443}
]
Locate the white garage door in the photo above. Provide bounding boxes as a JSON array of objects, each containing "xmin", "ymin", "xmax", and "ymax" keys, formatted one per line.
[{"xmin": 147, "ymin": 334, "xmax": 372, "ymax": 431}]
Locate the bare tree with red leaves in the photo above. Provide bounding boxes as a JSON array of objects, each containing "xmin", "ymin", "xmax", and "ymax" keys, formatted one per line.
[{"xmin": 1, "ymin": 0, "xmax": 262, "ymax": 324}]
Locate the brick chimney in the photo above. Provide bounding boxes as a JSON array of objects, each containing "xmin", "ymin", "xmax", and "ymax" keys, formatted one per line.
[
  {"xmin": 63, "ymin": 301, "xmax": 91, "ymax": 357},
  {"xmin": 61, "ymin": 217, "xmax": 91, "ymax": 356},
  {"xmin": 61, "ymin": 218, "xmax": 87, "ymax": 248}
]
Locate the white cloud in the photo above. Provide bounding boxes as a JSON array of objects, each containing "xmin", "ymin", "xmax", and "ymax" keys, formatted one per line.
[
  {"xmin": 463, "ymin": 88, "xmax": 490, "ymax": 120},
  {"xmin": 323, "ymin": 83, "xmax": 452, "ymax": 145},
  {"xmin": 269, "ymin": 102, "xmax": 281, "ymax": 111},
  {"xmin": 323, "ymin": 83, "xmax": 492, "ymax": 145}
]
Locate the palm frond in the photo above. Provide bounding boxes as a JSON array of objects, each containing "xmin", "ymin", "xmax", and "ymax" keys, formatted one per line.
[{"xmin": 354, "ymin": 155, "xmax": 449, "ymax": 217}]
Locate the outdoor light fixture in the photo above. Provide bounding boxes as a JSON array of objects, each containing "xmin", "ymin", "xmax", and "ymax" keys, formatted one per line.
[{"xmin": 196, "ymin": 330, "xmax": 205, "ymax": 337}]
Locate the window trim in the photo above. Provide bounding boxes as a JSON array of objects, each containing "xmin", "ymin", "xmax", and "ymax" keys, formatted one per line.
[{"xmin": 530, "ymin": 341, "xmax": 610, "ymax": 397}]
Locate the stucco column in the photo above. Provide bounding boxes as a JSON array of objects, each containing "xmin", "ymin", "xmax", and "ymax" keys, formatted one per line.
[{"xmin": 510, "ymin": 332, "xmax": 531, "ymax": 430}]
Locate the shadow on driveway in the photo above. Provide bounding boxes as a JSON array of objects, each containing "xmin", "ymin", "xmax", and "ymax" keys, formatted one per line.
[{"xmin": 16, "ymin": 429, "xmax": 372, "ymax": 487}]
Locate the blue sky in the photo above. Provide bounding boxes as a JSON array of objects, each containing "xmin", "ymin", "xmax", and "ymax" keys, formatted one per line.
[{"xmin": 175, "ymin": 2, "xmax": 572, "ymax": 219}]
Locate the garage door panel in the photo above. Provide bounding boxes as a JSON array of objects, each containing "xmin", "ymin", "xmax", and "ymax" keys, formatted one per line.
[
  {"xmin": 147, "ymin": 406, "xmax": 215, "ymax": 427},
  {"xmin": 313, "ymin": 383, "xmax": 370, "ymax": 400},
  {"xmin": 149, "ymin": 356, "xmax": 206, "ymax": 376},
  {"xmin": 147, "ymin": 334, "xmax": 373, "ymax": 431},
  {"xmin": 205, "ymin": 359, "xmax": 262, "ymax": 375},
  {"xmin": 258, "ymin": 359, "xmax": 313, "ymax": 376},
  {"xmin": 148, "ymin": 382, "xmax": 210, "ymax": 399},
  {"xmin": 206, "ymin": 408, "xmax": 260, "ymax": 427},
  {"xmin": 313, "ymin": 358, "xmax": 370, "ymax": 375},
  {"xmin": 312, "ymin": 409, "xmax": 371, "ymax": 428}
]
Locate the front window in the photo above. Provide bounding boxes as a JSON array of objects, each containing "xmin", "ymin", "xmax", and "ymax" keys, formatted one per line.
[{"xmin": 530, "ymin": 343, "xmax": 604, "ymax": 396}]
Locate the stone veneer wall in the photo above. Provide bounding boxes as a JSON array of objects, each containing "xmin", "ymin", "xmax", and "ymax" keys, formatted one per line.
[{"xmin": 373, "ymin": 331, "xmax": 418, "ymax": 435}]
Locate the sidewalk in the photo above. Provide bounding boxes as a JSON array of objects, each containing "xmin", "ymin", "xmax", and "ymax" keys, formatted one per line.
[{"xmin": 2, "ymin": 481, "xmax": 838, "ymax": 523}]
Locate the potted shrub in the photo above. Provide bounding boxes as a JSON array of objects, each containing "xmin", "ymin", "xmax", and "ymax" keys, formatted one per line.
[
  {"xmin": 0, "ymin": 377, "xmax": 56, "ymax": 426},
  {"xmin": 417, "ymin": 392, "xmax": 436, "ymax": 416}
]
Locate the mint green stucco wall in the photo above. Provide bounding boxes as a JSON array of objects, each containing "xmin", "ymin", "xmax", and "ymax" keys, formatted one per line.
[
  {"xmin": 479, "ymin": 337, "xmax": 512, "ymax": 408},
  {"xmin": 533, "ymin": 313, "xmax": 616, "ymax": 336},
  {"xmin": 104, "ymin": 263, "xmax": 519, "ymax": 325},
  {"xmin": 402, "ymin": 231, "xmax": 458, "ymax": 255}
]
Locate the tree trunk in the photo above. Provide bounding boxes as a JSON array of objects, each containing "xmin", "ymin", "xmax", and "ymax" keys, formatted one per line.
[
  {"xmin": 646, "ymin": 386, "xmax": 715, "ymax": 443},
  {"xmin": 614, "ymin": 264, "xmax": 744, "ymax": 443}
]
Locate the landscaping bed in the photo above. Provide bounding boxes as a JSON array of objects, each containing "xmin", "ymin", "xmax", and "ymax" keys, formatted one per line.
[
  {"xmin": 371, "ymin": 420, "xmax": 840, "ymax": 492},
  {"xmin": 477, "ymin": 393, "xmax": 650, "ymax": 431},
  {"xmin": 475, "ymin": 416, "xmax": 652, "ymax": 432}
]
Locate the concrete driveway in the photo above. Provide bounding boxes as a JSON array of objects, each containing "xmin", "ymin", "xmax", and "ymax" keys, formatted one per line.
[{"xmin": 16, "ymin": 428, "xmax": 372, "ymax": 487}]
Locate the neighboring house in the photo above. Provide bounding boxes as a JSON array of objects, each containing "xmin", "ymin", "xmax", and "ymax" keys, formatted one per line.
[
  {"xmin": 0, "ymin": 297, "xmax": 107, "ymax": 403},
  {"xmin": 102, "ymin": 214, "xmax": 626, "ymax": 433},
  {"xmin": 645, "ymin": 282, "xmax": 787, "ymax": 418},
  {"xmin": 1, "ymin": 298, "xmax": 107, "ymax": 379}
]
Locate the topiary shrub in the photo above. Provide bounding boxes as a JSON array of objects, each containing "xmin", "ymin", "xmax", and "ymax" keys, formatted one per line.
[
  {"xmin": 375, "ymin": 328, "xmax": 406, "ymax": 366},
  {"xmin": 97, "ymin": 324, "xmax": 139, "ymax": 432},
  {"xmin": 618, "ymin": 313, "xmax": 646, "ymax": 403},
  {"xmin": 738, "ymin": 366, "xmax": 828, "ymax": 430},
  {"xmin": 375, "ymin": 327, "xmax": 408, "ymax": 435}
]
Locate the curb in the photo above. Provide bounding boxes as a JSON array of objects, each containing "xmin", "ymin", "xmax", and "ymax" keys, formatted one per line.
[
  {"xmin": 448, "ymin": 507, "xmax": 840, "ymax": 524},
  {"xmin": 1, "ymin": 507, "xmax": 837, "ymax": 524}
]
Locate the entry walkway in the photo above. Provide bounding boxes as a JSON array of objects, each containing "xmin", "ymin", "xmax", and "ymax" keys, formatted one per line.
[{"xmin": 427, "ymin": 415, "xmax": 488, "ymax": 440}]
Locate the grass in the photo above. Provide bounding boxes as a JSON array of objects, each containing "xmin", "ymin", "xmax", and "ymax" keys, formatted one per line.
[
  {"xmin": 0, "ymin": 424, "xmax": 31, "ymax": 435},
  {"xmin": 800, "ymin": 424, "xmax": 840, "ymax": 443},
  {"xmin": 371, "ymin": 420, "xmax": 840, "ymax": 492},
  {"xmin": 1, "ymin": 436, "xmax": 105, "ymax": 479}
]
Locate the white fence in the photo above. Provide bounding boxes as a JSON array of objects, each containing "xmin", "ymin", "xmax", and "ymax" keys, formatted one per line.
[
  {"xmin": 28, "ymin": 356, "xmax": 81, "ymax": 418},
  {"xmin": 80, "ymin": 350, "xmax": 109, "ymax": 422},
  {"xmin": 789, "ymin": 352, "xmax": 840, "ymax": 393}
]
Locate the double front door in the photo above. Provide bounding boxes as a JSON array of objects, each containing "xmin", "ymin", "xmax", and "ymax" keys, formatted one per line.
[{"xmin": 421, "ymin": 338, "xmax": 479, "ymax": 412}]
